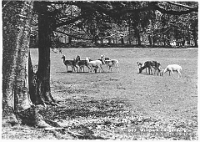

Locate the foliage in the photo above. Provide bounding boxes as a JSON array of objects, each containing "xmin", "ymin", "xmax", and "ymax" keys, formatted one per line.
[{"xmin": 28, "ymin": 1, "xmax": 198, "ymax": 47}]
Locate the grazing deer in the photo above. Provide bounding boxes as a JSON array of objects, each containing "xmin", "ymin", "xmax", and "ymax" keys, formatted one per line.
[
  {"xmin": 163, "ymin": 64, "xmax": 182, "ymax": 77},
  {"xmin": 137, "ymin": 61, "xmax": 161, "ymax": 75}
]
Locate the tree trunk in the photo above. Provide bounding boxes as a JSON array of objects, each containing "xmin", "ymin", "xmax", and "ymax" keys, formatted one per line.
[
  {"xmin": 3, "ymin": 1, "xmax": 19, "ymax": 124},
  {"xmin": 135, "ymin": 28, "xmax": 141, "ymax": 46},
  {"xmin": 35, "ymin": 2, "xmax": 56, "ymax": 106},
  {"xmin": 193, "ymin": 31, "xmax": 198, "ymax": 47},
  {"xmin": 2, "ymin": 0, "xmax": 33, "ymax": 125},
  {"xmin": 94, "ymin": 35, "xmax": 98, "ymax": 45},
  {"xmin": 128, "ymin": 18, "xmax": 132, "ymax": 45},
  {"xmin": 120, "ymin": 37, "xmax": 124, "ymax": 45},
  {"xmin": 69, "ymin": 36, "xmax": 72, "ymax": 44},
  {"xmin": 148, "ymin": 35, "xmax": 152, "ymax": 46},
  {"xmin": 3, "ymin": 1, "xmax": 52, "ymax": 128},
  {"xmin": 29, "ymin": 52, "xmax": 37, "ymax": 104},
  {"xmin": 3, "ymin": 1, "xmax": 35, "ymax": 125}
]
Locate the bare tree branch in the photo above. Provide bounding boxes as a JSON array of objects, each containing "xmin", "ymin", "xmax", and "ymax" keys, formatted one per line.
[
  {"xmin": 53, "ymin": 2, "xmax": 198, "ymax": 28},
  {"xmin": 55, "ymin": 14, "xmax": 86, "ymax": 28},
  {"xmin": 167, "ymin": 2, "xmax": 197, "ymax": 10},
  {"xmin": 154, "ymin": 3, "xmax": 198, "ymax": 15},
  {"xmin": 55, "ymin": 30, "xmax": 93, "ymax": 40}
]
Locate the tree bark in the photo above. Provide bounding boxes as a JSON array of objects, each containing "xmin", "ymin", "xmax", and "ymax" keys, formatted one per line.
[
  {"xmin": 148, "ymin": 35, "xmax": 152, "ymax": 46},
  {"xmin": 192, "ymin": 30, "xmax": 198, "ymax": 47},
  {"xmin": 3, "ymin": 1, "xmax": 19, "ymax": 123},
  {"xmin": 128, "ymin": 18, "xmax": 132, "ymax": 45},
  {"xmin": 3, "ymin": 1, "xmax": 52, "ymax": 128},
  {"xmin": 120, "ymin": 37, "xmax": 124, "ymax": 45},
  {"xmin": 135, "ymin": 28, "xmax": 141, "ymax": 46},
  {"xmin": 3, "ymin": 0, "xmax": 35, "ymax": 125},
  {"xmin": 35, "ymin": 2, "xmax": 56, "ymax": 106}
]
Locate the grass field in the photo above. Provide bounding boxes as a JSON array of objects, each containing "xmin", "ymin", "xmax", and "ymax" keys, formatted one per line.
[{"xmin": 3, "ymin": 47, "xmax": 198, "ymax": 140}]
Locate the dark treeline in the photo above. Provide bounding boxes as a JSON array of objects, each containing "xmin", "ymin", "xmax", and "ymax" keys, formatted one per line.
[{"xmin": 28, "ymin": 1, "xmax": 198, "ymax": 48}]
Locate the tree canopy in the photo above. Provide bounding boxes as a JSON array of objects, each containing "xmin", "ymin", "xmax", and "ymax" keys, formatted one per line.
[{"xmin": 27, "ymin": 1, "xmax": 198, "ymax": 47}]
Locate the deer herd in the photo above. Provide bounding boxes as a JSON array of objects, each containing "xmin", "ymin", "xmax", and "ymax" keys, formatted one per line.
[
  {"xmin": 61, "ymin": 54, "xmax": 119, "ymax": 73},
  {"xmin": 61, "ymin": 54, "xmax": 182, "ymax": 77}
]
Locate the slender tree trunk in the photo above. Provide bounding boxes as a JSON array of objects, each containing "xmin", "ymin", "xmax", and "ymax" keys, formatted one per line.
[
  {"xmin": 148, "ymin": 35, "xmax": 152, "ymax": 46},
  {"xmin": 120, "ymin": 37, "xmax": 124, "ymax": 45},
  {"xmin": 193, "ymin": 31, "xmax": 198, "ymax": 47},
  {"xmin": 29, "ymin": 52, "xmax": 37, "ymax": 104},
  {"xmin": 108, "ymin": 37, "xmax": 111, "ymax": 44},
  {"xmin": 135, "ymin": 28, "xmax": 141, "ymax": 46},
  {"xmin": 94, "ymin": 35, "xmax": 98, "ymax": 45},
  {"xmin": 69, "ymin": 36, "xmax": 72, "ymax": 44},
  {"xmin": 128, "ymin": 18, "xmax": 131, "ymax": 45},
  {"xmin": 35, "ymin": 2, "xmax": 56, "ymax": 106}
]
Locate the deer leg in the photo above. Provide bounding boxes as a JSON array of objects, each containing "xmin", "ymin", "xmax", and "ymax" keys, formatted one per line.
[
  {"xmin": 83, "ymin": 66, "xmax": 85, "ymax": 72},
  {"xmin": 178, "ymin": 71, "xmax": 182, "ymax": 78},
  {"xmin": 72, "ymin": 66, "xmax": 75, "ymax": 72},
  {"xmin": 169, "ymin": 70, "xmax": 172, "ymax": 76},
  {"xmin": 66, "ymin": 66, "xmax": 68, "ymax": 72},
  {"xmin": 148, "ymin": 67, "xmax": 151, "ymax": 75},
  {"xmin": 87, "ymin": 66, "xmax": 90, "ymax": 72},
  {"xmin": 154, "ymin": 67, "xmax": 157, "ymax": 75},
  {"xmin": 73, "ymin": 66, "xmax": 76, "ymax": 72},
  {"xmin": 100, "ymin": 65, "xmax": 104, "ymax": 72}
]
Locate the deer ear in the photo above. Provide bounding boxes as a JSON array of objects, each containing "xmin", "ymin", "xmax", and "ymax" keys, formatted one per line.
[{"xmin": 137, "ymin": 62, "xmax": 141, "ymax": 66}]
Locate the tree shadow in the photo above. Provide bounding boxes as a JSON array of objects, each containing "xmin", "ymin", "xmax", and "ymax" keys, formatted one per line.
[
  {"xmin": 39, "ymin": 98, "xmax": 128, "ymax": 139},
  {"xmin": 41, "ymin": 99, "xmax": 127, "ymax": 119}
]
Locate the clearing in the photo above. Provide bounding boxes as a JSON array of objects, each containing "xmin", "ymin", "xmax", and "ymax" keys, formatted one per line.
[{"xmin": 3, "ymin": 47, "xmax": 198, "ymax": 140}]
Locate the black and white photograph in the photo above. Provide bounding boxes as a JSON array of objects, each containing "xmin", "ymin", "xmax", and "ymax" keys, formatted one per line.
[{"xmin": 2, "ymin": 0, "xmax": 198, "ymax": 140}]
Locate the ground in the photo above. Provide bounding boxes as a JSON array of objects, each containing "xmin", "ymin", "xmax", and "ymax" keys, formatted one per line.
[{"xmin": 2, "ymin": 47, "xmax": 198, "ymax": 140}]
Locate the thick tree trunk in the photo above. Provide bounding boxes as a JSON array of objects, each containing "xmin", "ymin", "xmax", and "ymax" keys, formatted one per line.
[
  {"xmin": 3, "ymin": 1, "xmax": 51, "ymax": 127},
  {"xmin": 35, "ymin": 2, "xmax": 56, "ymax": 106},
  {"xmin": 3, "ymin": 1, "xmax": 19, "ymax": 124},
  {"xmin": 14, "ymin": 17, "xmax": 33, "ymax": 112},
  {"xmin": 3, "ymin": 0, "xmax": 34, "ymax": 125}
]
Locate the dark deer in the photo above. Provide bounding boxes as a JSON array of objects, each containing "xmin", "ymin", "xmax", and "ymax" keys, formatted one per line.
[
  {"xmin": 138, "ymin": 61, "xmax": 161, "ymax": 75},
  {"xmin": 61, "ymin": 55, "xmax": 78, "ymax": 72},
  {"xmin": 75, "ymin": 55, "xmax": 91, "ymax": 72}
]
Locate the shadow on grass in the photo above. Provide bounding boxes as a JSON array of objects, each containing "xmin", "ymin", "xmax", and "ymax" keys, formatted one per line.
[
  {"xmin": 40, "ymin": 99, "xmax": 127, "ymax": 120},
  {"xmin": 38, "ymin": 98, "xmax": 128, "ymax": 139},
  {"xmin": 37, "ymin": 97, "xmax": 197, "ymax": 140}
]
